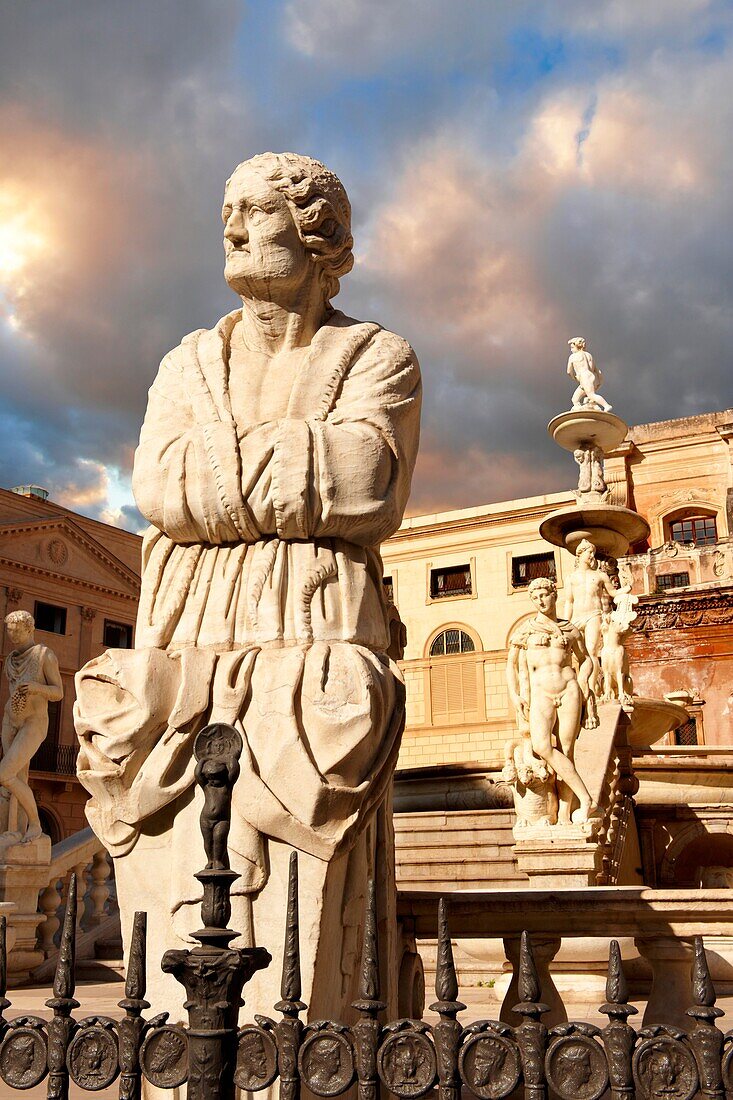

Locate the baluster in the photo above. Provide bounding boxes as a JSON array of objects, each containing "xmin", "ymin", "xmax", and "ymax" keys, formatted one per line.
[
  {"xmin": 430, "ymin": 899, "xmax": 465, "ymax": 1100},
  {"xmin": 89, "ymin": 850, "xmax": 111, "ymax": 926},
  {"xmin": 687, "ymin": 937, "xmax": 725, "ymax": 1100},
  {"xmin": 46, "ymin": 871, "xmax": 80, "ymax": 1100},
  {"xmin": 274, "ymin": 852, "xmax": 305, "ymax": 1100},
  {"xmin": 599, "ymin": 939, "xmax": 637, "ymax": 1100},
  {"xmin": 37, "ymin": 877, "xmax": 62, "ymax": 957},
  {"xmin": 118, "ymin": 911, "xmax": 150, "ymax": 1100},
  {"xmin": 513, "ymin": 931, "xmax": 549, "ymax": 1100},
  {"xmin": 351, "ymin": 877, "xmax": 385, "ymax": 1100},
  {"xmin": 0, "ymin": 915, "xmax": 10, "ymax": 1040}
]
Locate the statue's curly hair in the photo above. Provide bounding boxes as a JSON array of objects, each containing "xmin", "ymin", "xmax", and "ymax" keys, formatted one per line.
[
  {"xmin": 5, "ymin": 609, "xmax": 34, "ymax": 630},
  {"xmin": 227, "ymin": 152, "xmax": 354, "ymax": 302},
  {"xmin": 528, "ymin": 576, "xmax": 556, "ymax": 595}
]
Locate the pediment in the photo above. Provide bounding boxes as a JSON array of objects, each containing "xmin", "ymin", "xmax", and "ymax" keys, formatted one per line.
[{"xmin": 0, "ymin": 517, "xmax": 140, "ymax": 598}]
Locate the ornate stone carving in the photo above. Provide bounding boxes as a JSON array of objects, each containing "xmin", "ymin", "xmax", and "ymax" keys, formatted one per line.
[
  {"xmin": 1, "ymin": 610, "xmax": 63, "ymax": 842},
  {"xmin": 600, "ymin": 586, "xmax": 638, "ymax": 706},
  {"xmin": 80, "ymin": 606, "xmax": 96, "ymax": 624},
  {"xmin": 506, "ymin": 577, "xmax": 598, "ymax": 824},
  {"xmin": 566, "ymin": 338, "xmax": 612, "ymax": 413},
  {"xmin": 46, "ymin": 538, "xmax": 69, "ymax": 567},
  {"xmin": 573, "ymin": 443, "xmax": 608, "ymax": 502},
  {"xmin": 74, "ymin": 151, "xmax": 421, "ymax": 1022},
  {"xmin": 632, "ymin": 590, "xmax": 733, "ymax": 632},
  {"xmin": 502, "ymin": 734, "xmax": 558, "ymax": 828},
  {"xmin": 5, "ymin": 588, "xmax": 22, "ymax": 606}
]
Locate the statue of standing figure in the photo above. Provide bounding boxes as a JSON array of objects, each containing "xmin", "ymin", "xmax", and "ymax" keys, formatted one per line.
[
  {"xmin": 74, "ymin": 151, "xmax": 421, "ymax": 1024},
  {"xmin": 563, "ymin": 539, "xmax": 619, "ymax": 699},
  {"xmin": 506, "ymin": 577, "xmax": 598, "ymax": 825},
  {"xmin": 567, "ymin": 337, "xmax": 612, "ymax": 412},
  {"xmin": 2, "ymin": 611, "xmax": 63, "ymax": 842}
]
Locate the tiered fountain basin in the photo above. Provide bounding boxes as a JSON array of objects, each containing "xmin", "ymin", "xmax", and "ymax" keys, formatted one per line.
[
  {"xmin": 548, "ymin": 409, "xmax": 629, "ymax": 453},
  {"xmin": 540, "ymin": 503, "xmax": 650, "ymax": 558}
]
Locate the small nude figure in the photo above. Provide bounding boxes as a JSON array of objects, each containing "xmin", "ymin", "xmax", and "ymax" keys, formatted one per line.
[
  {"xmin": 567, "ymin": 337, "xmax": 612, "ymax": 412},
  {"xmin": 573, "ymin": 444, "xmax": 607, "ymax": 496},
  {"xmin": 195, "ymin": 742, "xmax": 240, "ymax": 871},
  {"xmin": 1, "ymin": 611, "xmax": 63, "ymax": 842},
  {"xmin": 506, "ymin": 577, "xmax": 598, "ymax": 824},
  {"xmin": 563, "ymin": 539, "xmax": 619, "ymax": 699}
]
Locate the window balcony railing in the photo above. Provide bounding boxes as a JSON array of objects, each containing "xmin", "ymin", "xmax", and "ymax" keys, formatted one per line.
[{"xmin": 30, "ymin": 742, "xmax": 79, "ymax": 776}]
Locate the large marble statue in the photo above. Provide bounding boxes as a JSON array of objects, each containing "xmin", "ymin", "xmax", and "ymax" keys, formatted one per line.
[
  {"xmin": 74, "ymin": 152, "xmax": 421, "ymax": 1021},
  {"xmin": 566, "ymin": 337, "xmax": 612, "ymax": 412},
  {"xmin": 506, "ymin": 577, "xmax": 598, "ymax": 824},
  {"xmin": 563, "ymin": 538, "xmax": 618, "ymax": 698},
  {"xmin": 2, "ymin": 611, "xmax": 63, "ymax": 842}
]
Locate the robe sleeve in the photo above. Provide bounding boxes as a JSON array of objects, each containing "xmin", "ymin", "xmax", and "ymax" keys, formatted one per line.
[
  {"xmin": 132, "ymin": 337, "xmax": 259, "ymax": 545},
  {"xmin": 244, "ymin": 329, "xmax": 421, "ymax": 546}
]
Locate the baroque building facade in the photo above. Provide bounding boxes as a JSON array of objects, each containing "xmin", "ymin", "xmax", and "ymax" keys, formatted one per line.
[{"xmin": 0, "ymin": 485, "xmax": 141, "ymax": 840}]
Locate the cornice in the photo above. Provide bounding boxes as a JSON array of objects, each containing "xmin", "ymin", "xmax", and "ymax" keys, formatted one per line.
[
  {"xmin": 632, "ymin": 586, "xmax": 733, "ymax": 632},
  {"xmin": 0, "ymin": 557, "xmax": 139, "ymax": 600},
  {"xmin": 0, "ymin": 515, "xmax": 140, "ymax": 589}
]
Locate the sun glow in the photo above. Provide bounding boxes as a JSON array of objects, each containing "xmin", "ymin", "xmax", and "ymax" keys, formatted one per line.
[{"xmin": 0, "ymin": 188, "xmax": 52, "ymax": 333}]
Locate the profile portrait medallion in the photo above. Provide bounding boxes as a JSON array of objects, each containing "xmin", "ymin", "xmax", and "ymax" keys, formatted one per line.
[
  {"xmin": 0, "ymin": 1026, "xmax": 48, "ymax": 1090},
  {"xmin": 633, "ymin": 1036, "xmax": 698, "ymax": 1100},
  {"xmin": 545, "ymin": 1034, "xmax": 608, "ymax": 1100},
  {"xmin": 141, "ymin": 1025, "xmax": 189, "ymax": 1090},
  {"xmin": 235, "ymin": 1026, "xmax": 278, "ymax": 1092},
  {"xmin": 459, "ymin": 1031, "xmax": 521, "ymax": 1099},
  {"xmin": 298, "ymin": 1029, "xmax": 355, "ymax": 1097}
]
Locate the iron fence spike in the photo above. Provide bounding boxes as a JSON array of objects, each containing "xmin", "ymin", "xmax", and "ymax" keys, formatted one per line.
[
  {"xmin": 126, "ymin": 911, "xmax": 147, "ymax": 1002},
  {"xmin": 53, "ymin": 871, "xmax": 77, "ymax": 1002},
  {"xmin": 359, "ymin": 876, "xmax": 380, "ymax": 1002},
  {"xmin": 281, "ymin": 850, "xmax": 302, "ymax": 1004},
  {"xmin": 435, "ymin": 898, "xmax": 459, "ymax": 1004},
  {"xmin": 518, "ymin": 930, "xmax": 541, "ymax": 1005},
  {"xmin": 691, "ymin": 935, "xmax": 716, "ymax": 1008}
]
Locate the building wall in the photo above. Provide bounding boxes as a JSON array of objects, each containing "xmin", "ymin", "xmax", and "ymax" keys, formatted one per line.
[
  {"xmin": 0, "ymin": 487, "xmax": 141, "ymax": 839},
  {"xmin": 384, "ymin": 408, "xmax": 733, "ymax": 769}
]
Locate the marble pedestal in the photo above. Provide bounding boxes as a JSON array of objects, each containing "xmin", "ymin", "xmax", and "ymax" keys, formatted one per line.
[
  {"xmin": 0, "ymin": 833, "xmax": 51, "ymax": 980},
  {"xmin": 513, "ymin": 822, "xmax": 604, "ymax": 888}
]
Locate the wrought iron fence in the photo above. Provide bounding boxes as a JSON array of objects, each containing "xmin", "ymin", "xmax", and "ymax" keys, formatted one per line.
[{"xmin": 0, "ymin": 721, "xmax": 730, "ymax": 1099}]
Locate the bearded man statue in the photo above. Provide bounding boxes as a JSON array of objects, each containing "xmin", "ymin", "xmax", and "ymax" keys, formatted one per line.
[{"xmin": 74, "ymin": 152, "xmax": 421, "ymax": 1025}]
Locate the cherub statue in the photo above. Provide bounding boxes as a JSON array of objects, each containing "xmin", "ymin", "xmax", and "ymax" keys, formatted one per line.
[
  {"xmin": 2, "ymin": 611, "xmax": 63, "ymax": 842},
  {"xmin": 567, "ymin": 337, "xmax": 612, "ymax": 412}
]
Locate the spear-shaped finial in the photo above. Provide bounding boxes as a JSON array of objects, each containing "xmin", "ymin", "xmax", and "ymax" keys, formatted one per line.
[
  {"xmin": 0, "ymin": 915, "xmax": 9, "ymax": 1026},
  {"xmin": 600, "ymin": 939, "xmax": 636, "ymax": 1019},
  {"xmin": 53, "ymin": 871, "xmax": 77, "ymax": 1002},
  {"xmin": 360, "ymin": 876, "xmax": 380, "ymax": 1003},
  {"xmin": 518, "ymin": 931, "xmax": 540, "ymax": 1005},
  {"xmin": 126, "ymin": 911, "xmax": 147, "ymax": 1003},
  {"xmin": 434, "ymin": 898, "xmax": 459, "ymax": 1004},
  {"xmin": 692, "ymin": 936, "xmax": 715, "ymax": 1008},
  {"xmin": 278, "ymin": 851, "xmax": 303, "ymax": 1009}
]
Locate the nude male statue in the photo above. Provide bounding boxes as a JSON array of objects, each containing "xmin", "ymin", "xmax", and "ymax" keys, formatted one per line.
[
  {"xmin": 506, "ymin": 577, "xmax": 598, "ymax": 824},
  {"xmin": 2, "ymin": 610, "xmax": 63, "ymax": 841},
  {"xmin": 567, "ymin": 337, "xmax": 612, "ymax": 412},
  {"xmin": 563, "ymin": 539, "xmax": 618, "ymax": 698}
]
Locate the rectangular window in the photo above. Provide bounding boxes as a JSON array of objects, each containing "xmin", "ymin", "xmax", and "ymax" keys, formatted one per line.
[
  {"xmin": 674, "ymin": 717, "xmax": 699, "ymax": 746},
  {"xmin": 670, "ymin": 517, "xmax": 717, "ymax": 546},
  {"xmin": 104, "ymin": 620, "xmax": 133, "ymax": 649},
  {"xmin": 512, "ymin": 552, "xmax": 556, "ymax": 588},
  {"xmin": 656, "ymin": 572, "xmax": 690, "ymax": 591},
  {"xmin": 34, "ymin": 601, "xmax": 66, "ymax": 635},
  {"xmin": 382, "ymin": 576, "xmax": 394, "ymax": 604},
  {"xmin": 430, "ymin": 564, "xmax": 472, "ymax": 599}
]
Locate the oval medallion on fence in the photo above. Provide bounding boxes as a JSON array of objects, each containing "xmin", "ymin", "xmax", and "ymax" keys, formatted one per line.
[
  {"xmin": 632, "ymin": 1036, "xmax": 698, "ymax": 1100},
  {"xmin": 140, "ymin": 1025, "xmax": 189, "ymax": 1090},
  {"xmin": 377, "ymin": 1025, "xmax": 437, "ymax": 1098},
  {"xmin": 459, "ymin": 1029, "xmax": 522, "ymax": 1100},
  {"xmin": 545, "ymin": 1034, "xmax": 609, "ymax": 1100},
  {"xmin": 67, "ymin": 1024, "xmax": 119, "ymax": 1091},
  {"xmin": 234, "ymin": 1025, "xmax": 278, "ymax": 1092},
  {"xmin": 0, "ymin": 1024, "xmax": 48, "ymax": 1090},
  {"xmin": 298, "ymin": 1026, "xmax": 355, "ymax": 1097},
  {"xmin": 722, "ymin": 1042, "xmax": 733, "ymax": 1097}
]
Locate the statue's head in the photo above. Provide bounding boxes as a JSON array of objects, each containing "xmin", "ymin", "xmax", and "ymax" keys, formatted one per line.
[
  {"xmin": 528, "ymin": 575, "xmax": 556, "ymax": 613},
  {"xmin": 4, "ymin": 609, "xmax": 34, "ymax": 646},
  {"xmin": 556, "ymin": 1045, "xmax": 592, "ymax": 1087},
  {"xmin": 568, "ymin": 336, "xmax": 586, "ymax": 351},
  {"xmin": 222, "ymin": 152, "xmax": 354, "ymax": 305},
  {"xmin": 575, "ymin": 538, "xmax": 596, "ymax": 566}
]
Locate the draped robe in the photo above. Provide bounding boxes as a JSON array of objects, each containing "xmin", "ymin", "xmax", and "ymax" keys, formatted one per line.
[{"xmin": 74, "ymin": 307, "xmax": 421, "ymax": 1020}]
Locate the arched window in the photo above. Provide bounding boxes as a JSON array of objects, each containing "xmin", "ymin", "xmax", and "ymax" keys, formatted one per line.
[
  {"xmin": 667, "ymin": 510, "xmax": 718, "ymax": 546},
  {"xmin": 430, "ymin": 628, "xmax": 475, "ymax": 657}
]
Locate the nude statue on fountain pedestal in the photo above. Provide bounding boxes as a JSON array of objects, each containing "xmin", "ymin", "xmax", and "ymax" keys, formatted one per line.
[
  {"xmin": 74, "ymin": 152, "xmax": 421, "ymax": 1025},
  {"xmin": 2, "ymin": 611, "xmax": 63, "ymax": 843},
  {"xmin": 567, "ymin": 337, "xmax": 612, "ymax": 413},
  {"xmin": 506, "ymin": 577, "xmax": 598, "ymax": 825},
  {"xmin": 563, "ymin": 539, "xmax": 619, "ymax": 699}
]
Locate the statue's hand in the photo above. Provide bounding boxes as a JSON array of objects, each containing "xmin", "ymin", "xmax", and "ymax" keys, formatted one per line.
[{"xmin": 518, "ymin": 697, "xmax": 530, "ymax": 721}]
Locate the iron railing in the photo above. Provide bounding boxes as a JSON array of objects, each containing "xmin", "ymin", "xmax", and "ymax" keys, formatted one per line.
[
  {"xmin": 30, "ymin": 741, "xmax": 79, "ymax": 776},
  {"xmin": 0, "ymin": 721, "xmax": 730, "ymax": 1098}
]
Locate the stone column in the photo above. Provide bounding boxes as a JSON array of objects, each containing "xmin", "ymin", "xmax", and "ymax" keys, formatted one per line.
[
  {"xmin": 634, "ymin": 936, "xmax": 694, "ymax": 1029},
  {"xmin": 501, "ymin": 935, "xmax": 566, "ymax": 1028}
]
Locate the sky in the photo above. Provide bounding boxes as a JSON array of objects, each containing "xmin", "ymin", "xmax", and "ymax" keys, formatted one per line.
[{"xmin": 2, "ymin": 0, "xmax": 733, "ymax": 531}]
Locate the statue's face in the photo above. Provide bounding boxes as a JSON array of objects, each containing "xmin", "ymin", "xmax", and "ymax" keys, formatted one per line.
[
  {"xmin": 578, "ymin": 544, "xmax": 596, "ymax": 568},
  {"xmin": 529, "ymin": 585, "xmax": 555, "ymax": 614},
  {"xmin": 6, "ymin": 620, "xmax": 32, "ymax": 646},
  {"xmin": 222, "ymin": 165, "xmax": 310, "ymax": 298}
]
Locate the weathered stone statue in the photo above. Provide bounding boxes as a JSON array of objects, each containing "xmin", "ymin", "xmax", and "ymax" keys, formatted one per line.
[
  {"xmin": 573, "ymin": 443, "xmax": 607, "ymax": 498},
  {"xmin": 600, "ymin": 584, "xmax": 638, "ymax": 706},
  {"xmin": 74, "ymin": 152, "xmax": 421, "ymax": 1022},
  {"xmin": 567, "ymin": 337, "xmax": 612, "ymax": 412},
  {"xmin": 563, "ymin": 538, "xmax": 618, "ymax": 698},
  {"xmin": 506, "ymin": 577, "xmax": 598, "ymax": 824},
  {"xmin": 501, "ymin": 733, "xmax": 558, "ymax": 828},
  {"xmin": 2, "ymin": 611, "xmax": 63, "ymax": 842}
]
